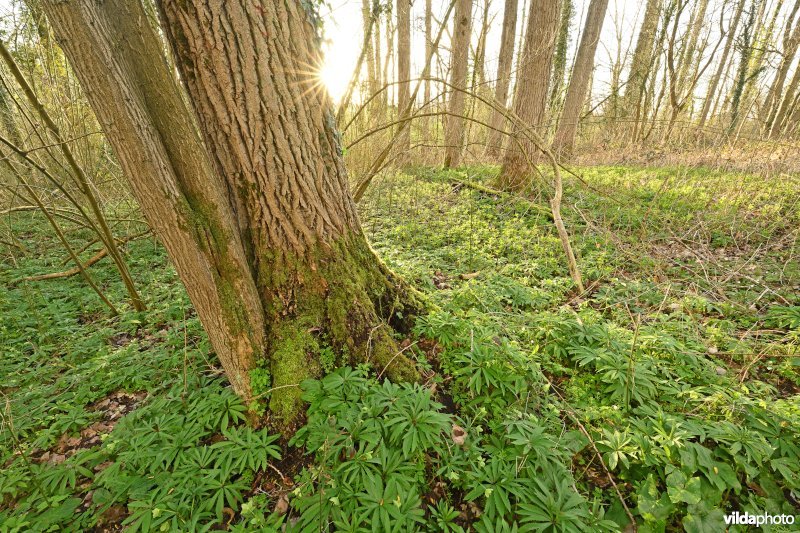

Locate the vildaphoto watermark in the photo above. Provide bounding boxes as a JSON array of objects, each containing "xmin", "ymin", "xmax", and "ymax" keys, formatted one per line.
[{"xmin": 724, "ymin": 511, "xmax": 796, "ymax": 527}]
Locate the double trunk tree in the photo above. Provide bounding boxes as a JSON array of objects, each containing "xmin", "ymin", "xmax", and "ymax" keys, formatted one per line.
[
  {"xmin": 41, "ymin": 0, "xmax": 422, "ymax": 433},
  {"xmin": 497, "ymin": 0, "xmax": 561, "ymax": 190}
]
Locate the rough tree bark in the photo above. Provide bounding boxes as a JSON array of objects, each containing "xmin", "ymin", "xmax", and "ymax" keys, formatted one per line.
[
  {"xmin": 444, "ymin": 0, "xmax": 473, "ymax": 167},
  {"xmin": 552, "ymin": 0, "xmax": 609, "ymax": 155},
  {"xmin": 485, "ymin": 0, "xmax": 519, "ymax": 157},
  {"xmin": 43, "ymin": 0, "xmax": 422, "ymax": 432},
  {"xmin": 497, "ymin": 0, "xmax": 561, "ymax": 190}
]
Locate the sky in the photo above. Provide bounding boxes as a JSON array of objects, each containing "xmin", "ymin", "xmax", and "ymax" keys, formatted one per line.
[
  {"xmin": 317, "ymin": 0, "xmax": 795, "ymax": 110},
  {"xmin": 317, "ymin": 0, "xmax": 650, "ymax": 102}
]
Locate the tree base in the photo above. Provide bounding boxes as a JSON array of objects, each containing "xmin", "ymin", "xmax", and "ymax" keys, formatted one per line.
[{"xmin": 252, "ymin": 232, "xmax": 426, "ymax": 433}]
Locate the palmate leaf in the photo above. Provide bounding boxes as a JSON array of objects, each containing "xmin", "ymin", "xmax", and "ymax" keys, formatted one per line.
[{"xmin": 518, "ymin": 477, "xmax": 592, "ymax": 532}]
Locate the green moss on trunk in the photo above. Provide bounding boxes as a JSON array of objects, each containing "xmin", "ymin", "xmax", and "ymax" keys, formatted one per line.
[{"xmin": 251, "ymin": 232, "xmax": 426, "ymax": 433}]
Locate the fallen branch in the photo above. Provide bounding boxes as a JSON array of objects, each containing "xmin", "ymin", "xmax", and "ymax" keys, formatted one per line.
[{"xmin": 23, "ymin": 248, "xmax": 108, "ymax": 282}]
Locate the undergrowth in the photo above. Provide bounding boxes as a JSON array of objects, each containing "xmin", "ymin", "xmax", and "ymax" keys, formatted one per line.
[{"xmin": 1, "ymin": 164, "xmax": 798, "ymax": 531}]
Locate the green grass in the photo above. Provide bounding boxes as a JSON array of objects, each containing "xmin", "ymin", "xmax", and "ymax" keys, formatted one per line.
[{"xmin": 1, "ymin": 164, "xmax": 798, "ymax": 531}]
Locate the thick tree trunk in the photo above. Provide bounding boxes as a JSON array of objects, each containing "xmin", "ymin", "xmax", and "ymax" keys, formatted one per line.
[
  {"xmin": 697, "ymin": 0, "xmax": 745, "ymax": 130},
  {"xmin": 621, "ymin": 0, "xmax": 662, "ymax": 137},
  {"xmin": 496, "ymin": 0, "xmax": 560, "ymax": 190},
  {"xmin": 552, "ymin": 0, "xmax": 608, "ymax": 156},
  {"xmin": 444, "ymin": 0, "xmax": 473, "ymax": 167},
  {"xmin": 44, "ymin": 0, "xmax": 422, "ymax": 432},
  {"xmin": 486, "ymin": 0, "xmax": 519, "ymax": 157},
  {"xmin": 157, "ymin": 1, "xmax": 422, "ymax": 426},
  {"xmin": 397, "ymin": 0, "xmax": 412, "ymax": 156}
]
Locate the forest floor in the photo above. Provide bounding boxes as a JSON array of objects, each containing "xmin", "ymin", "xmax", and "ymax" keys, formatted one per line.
[{"xmin": 1, "ymin": 165, "xmax": 799, "ymax": 531}]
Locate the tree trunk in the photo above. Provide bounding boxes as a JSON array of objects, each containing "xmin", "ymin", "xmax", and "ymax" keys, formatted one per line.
[
  {"xmin": 496, "ymin": 0, "xmax": 561, "ymax": 190},
  {"xmin": 552, "ymin": 0, "xmax": 608, "ymax": 155},
  {"xmin": 397, "ymin": 0, "xmax": 412, "ymax": 156},
  {"xmin": 762, "ymin": 0, "xmax": 800, "ymax": 131},
  {"xmin": 770, "ymin": 54, "xmax": 800, "ymax": 137},
  {"xmin": 621, "ymin": 0, "xmax": 662, "ymax": 136},
  {"xmin": 485, "ymin": 0, "xmax": 519, "ymax": 157},
  {"xmin": 44, "ymin": 0, "xmax": 422, "ymax": 433},
  {"xmin": 728, "ymin": 0, "xmax": 758, "ymax": 133},
  {"xmin": 697, "ymin": 0, "xmax": 745, "ymax": 129},
  {"xmin": 40, "ymin": 0, "xmax": 267, "ymax": 406},
  {"xmin": 424, "ymin": 0, "xmax": 433, "ymax": 140},
  {"xmin": 549, "ymin": 0, "xmax": 574, "ymax": 117},
  {"xmin": 363, "ymin": 0, "xmax": 379, "ymax": 101},
  {"xmin": 444, "ymin": 0, "xmax": 473, "ymax": 167}
]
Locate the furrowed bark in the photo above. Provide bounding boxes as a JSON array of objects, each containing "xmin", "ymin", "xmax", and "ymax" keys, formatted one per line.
[
  {"xmin": 40, "ymin": 0, "xmax": 266, "ymax": 404},
  {"xmin": 157, "ymin": 0, "xmax": 423, "ymax": 429}
]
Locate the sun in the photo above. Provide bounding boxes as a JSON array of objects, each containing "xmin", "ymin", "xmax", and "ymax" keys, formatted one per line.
[{"xmin": 319, "ymin": 58, "xmax": 352, "ymax": 102}]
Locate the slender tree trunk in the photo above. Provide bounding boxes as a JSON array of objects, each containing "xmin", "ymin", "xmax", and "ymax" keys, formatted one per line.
[
  {"xmin": 424, "ymin": 0, "xmax": 433, "ymax": 140},
  {"xmin": 0, "ymin": 41, "xmax": 145, "ymax": 312},
  {"xmin": 496, "ymin": 0, "xmax": 561, "ymax": 190},
  {"xmin": 770, "ymin": 55, "xmax": 800, "ymax": 137},
  {"xmin": 549, "ymin": 0, "xmax": 574, "ymax": 117},
  {"xmin": 622, "ymin": 0, "xmax": 662, "ymax": 136},
  {"xmin": 363, "ymin": 0, "xmax": 379, "ymax": 100},
  {"xmin": 44, "ymin": 0, "xmax": 423, "ymax": 432},
  {"xmin": 697, "ymin": 0, "xmax": 745, "ymax": 129},
  {"xmin": 762, "ymin": 0, "xmax": 800, "ymax": 130},
  {"xmin": 40, "ymin": 0, "xmax": 267, "ymax": 407},
  {"xmin": 552, "ymin": 0, "xmax": 609, "ymax": 155},
  {"xmin": 729, "ymin": 0, "xmax": 759, "ymax": 132},
  {"xmin": 444, "ymin": 0, "xmax": 473, "ymax": 167},
  {"xmin": 485, "ymin": 0, "xmax": 519, "ymax": 157},
  {"xmin": 397, "ymin": 0, "xmax": 412, "ymax": 156}
]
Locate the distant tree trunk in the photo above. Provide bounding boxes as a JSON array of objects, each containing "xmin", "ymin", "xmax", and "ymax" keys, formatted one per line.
[
  {"xmin": 473, "ymin": 0, "xmax": 491, "ymax": 91},
  {"xmin": 552, "ymin": 0, "xmax": 608, "ymax": 155},
  {"xmin": 384, "ymin": 15, "xmax": 395, "ymax": 109},
  {"xmin": 622, "ymin": 0, "xmax": 662, "ymax": 138},
  {"xmin": 424, "ymin": 0, "xmax": 433, "ymax": 139},
  {"xmin": 44, "ymin": 0, "xmax": 422, "ymax": 433},
  {"xmin": 728, "ymin": 0, "xmax": 759, "ymax": 132},
  {"xmin": 496, "ymin": 0, "xmax": 560, "ymax": 190},
  {"xmin": 697, "ymin": 0, "xmax": 745, "ymax": 129},
  {"xmin": 770, "ymin": 56, "xmax": 800, "ymax": 137},
  {"xmin": 363, "ymin": 0, "xmax": 379, "ymax": 100},
  {"xmin": 397, "ymin": 0, "xmax": 412, "ymax": 156},
  {"xmin": 762, "ymin": 0, "xmax": 800, "ymax": 130},
  {"xmin": 549, "ymin": 0, "xmax": 574, "ymax": 117},
  {"xmin": 485, "ymin": 0, "xmax": 519, "ymax": 157},
  {"xmin": 374, "ymin": 4, "xmax": 383, "ymax": 100},
  {"xmin": 443, "ymin": 0, "xmax": 473, "ymax": 167}
]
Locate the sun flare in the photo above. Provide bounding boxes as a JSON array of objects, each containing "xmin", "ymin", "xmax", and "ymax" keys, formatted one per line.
[{"xmin": 319, "ymin": 58, "xmax": 351, "ymax": 102}]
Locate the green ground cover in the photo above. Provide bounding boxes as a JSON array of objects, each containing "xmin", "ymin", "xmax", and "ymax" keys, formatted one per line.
[{"xmin": 1, "ymin": 165, "xmax": 798, "ymax": 531}]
